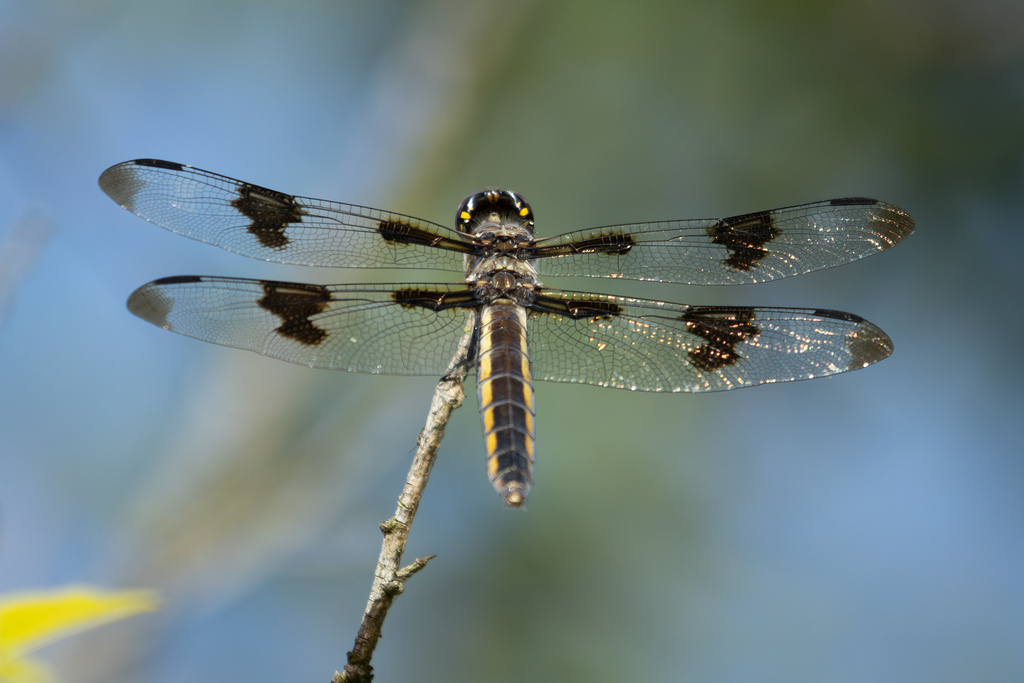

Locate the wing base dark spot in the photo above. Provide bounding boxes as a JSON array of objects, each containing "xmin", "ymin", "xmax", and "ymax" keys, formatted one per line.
[
  {"xmin": 377, "ymin": 220, "xmax": 438, "ymax": 246},
  {"xmin": 377, "ymin": 220, "xmax": 476, "ymax": 254},
  {"xmin": 532, "ymin": 233, "xmax": 636, "ymax": 258},
  {"xmin": 392, "ymin": 287, "xmax": 479, "ymax": 311},
  {"xmin": 530, "ymin": 294, "xmax": 622, "ymax": 320}
]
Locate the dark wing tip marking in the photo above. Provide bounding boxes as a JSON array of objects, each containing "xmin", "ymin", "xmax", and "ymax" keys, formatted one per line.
[
  {"xmin": 810, "ymin": 308, "xmax": 893, "ymax": 368},
  {"xmin": 829, "ymin": 197, "xmax": 878, "ymax": 206},
  {"xmin": 127, "ymin": 281, "xmax": 176, "ymax": 329},
  {"xmin": 151, "ymin": 274, "xmax": 203, "ymax": 285},
  {"xmin": 100, "ymin": 159, "xmax": 187, "ymax": 209},
  {"xmin": 708, "ymin": 210, "xmax": 781, "ymax": 272},
  {"xmin": 680, "ymin": 307, "xmax": 759, "ymax": 371},
  {"xmin": 830, "ymin": 198, "xmax": 915, "ymax": 249},
  {"xmin": 811, "ymin": 308, "xmax": 865, "ymax": 324},
  {"xmin": 848, "ymin": 332, "xmax": 893, "ymax": 368},
  {"xmin": 99, "ymin": 162, "xmax": 147, "ymax": 213},
  {"xmin": 258, "ymin": 282, "xmax": 331, "ymax": 346},
  {"xmin": 131, "ymin": 159, "xmax": 186, "ymax": 171},
  {"xmin": 871, "ymin": 202, "xmax": 916, "ymax": 247},
  {"xmin": 844, "ymin": 317, "xmax": 894, "ymax": 368},
  {"xmin": 231, "ymin": 182, "xmax": 306, "ymax": 250}
]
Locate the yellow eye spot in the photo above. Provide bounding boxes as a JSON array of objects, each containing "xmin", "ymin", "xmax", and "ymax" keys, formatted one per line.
[
  {"xmin": 460, "ymin": 211, "xmax": 471, "ymax": 221},
  {"xmin": 519, "ymin": 207, "xmax": 530, "ymax": 216}
]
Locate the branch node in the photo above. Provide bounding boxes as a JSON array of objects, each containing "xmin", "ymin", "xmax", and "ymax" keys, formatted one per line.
[
  {"xmin": 379, "ymin": 517, "xmax": 401, "ymax": 535},
  {"xmin": 382, "ymin": 580, "xmax": 405, "ymax": 597},
  {"xmin": 396, "ymin": 554, "xmax": 436, "ymax": 581}
]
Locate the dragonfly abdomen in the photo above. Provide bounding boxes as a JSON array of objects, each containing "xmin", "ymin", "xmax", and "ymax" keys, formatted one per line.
[{"xmin": 476, "ymin": 303, "xmax": 536, "ymax": 507}]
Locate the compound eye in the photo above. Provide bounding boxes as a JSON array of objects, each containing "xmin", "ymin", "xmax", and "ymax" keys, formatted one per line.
[
  {"xmin": 456, "ymin": 192, "xmax": 484, "ymax": 232},
  {"xmin": 507, "ymin": 191, "xmax": 534, "ymax": 222},
  {"xmin": 455, "ymin": 190, "xmax": 534, "ymax": 233}
]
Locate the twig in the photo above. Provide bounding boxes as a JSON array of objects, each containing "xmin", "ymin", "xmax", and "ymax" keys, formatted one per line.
[{"xmin": 333, "ymin": 315, "xmax": 477, "ymax": 683}]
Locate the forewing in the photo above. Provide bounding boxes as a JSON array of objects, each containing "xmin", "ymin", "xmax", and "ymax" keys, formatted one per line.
[
  {"xmin": 527, "ymin": 289, "xmax": 893, "ymax": 392},
  {"xmin": 127, "ymin": 277, "xmax": 479, "ymax": 375},
  {"xmin": 532, "ymin": 198, "xmax": 914, "ymax": 284},
  {"xmin": 100, "ymin": 159, "xmax": 474, "ymax": 270}
]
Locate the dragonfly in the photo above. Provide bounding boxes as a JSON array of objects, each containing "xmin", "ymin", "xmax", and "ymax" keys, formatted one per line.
[{"xmin": 100, "ymin": 159, "xmax": 914, "ymax": 507}]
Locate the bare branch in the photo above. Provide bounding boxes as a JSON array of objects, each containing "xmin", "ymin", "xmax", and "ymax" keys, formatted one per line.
[{"xmin": 333, "ymin": 315, "xmax": 476, "ymax": 683}]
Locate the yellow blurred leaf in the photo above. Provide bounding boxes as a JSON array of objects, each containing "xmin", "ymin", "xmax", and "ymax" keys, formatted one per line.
[
  {"xmin": 0, "ymin": 656, "xmax": 54, "ymax": 683},
  {"xmin": 0, "ymin": 586, "xmax": 159, "ymax": 683}
]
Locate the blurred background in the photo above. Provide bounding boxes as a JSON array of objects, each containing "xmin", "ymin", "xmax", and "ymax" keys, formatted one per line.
[{"xmin": 1, "ymin": 0, "xmax": 1022, "ymax": 681}]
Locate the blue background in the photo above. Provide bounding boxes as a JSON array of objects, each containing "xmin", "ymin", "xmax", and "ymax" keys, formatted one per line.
[{"xmin": 1, "ymin": 0, "xmax": 1021, "ymax": 681}]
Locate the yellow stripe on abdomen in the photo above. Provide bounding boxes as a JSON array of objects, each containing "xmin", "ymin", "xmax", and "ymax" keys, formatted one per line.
[{"xmin": 476, "ymin": 303, "xmax": 536, "ymax": 507}]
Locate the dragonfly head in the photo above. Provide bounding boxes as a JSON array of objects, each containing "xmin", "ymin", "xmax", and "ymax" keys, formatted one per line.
[{"xmin": 456, "ymin": 189, "xmax": 534, "ymax": 236}]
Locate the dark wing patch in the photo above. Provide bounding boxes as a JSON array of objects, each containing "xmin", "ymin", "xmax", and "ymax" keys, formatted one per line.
[
  {"xmin": 707, "ymin": 210, "xmax": 780, "ymax": 271},
  {"xmin": 258, "ymin": 282, "xmax": 330, "ymax": 345},
  {"xmin": 99, "ymin": 159, "xmax": 473, "ymax": 271},
  {"xmin": 524, "ymin": 289, "xmax": 894, "ymax": 392},
  {"xmin": 532, "ymin": 198, "xmax": 914, "ymax": 285},
  {"xmin": 231, "ymin": 183, "xmax": 305, "ymax": 249},
  {"xmin": 680, "ymin": 307, "xmax": 759, "ymax": 371},
  {"xmin": 126, "ymin": 277, "xmax": 481, "ymax": 375}
]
